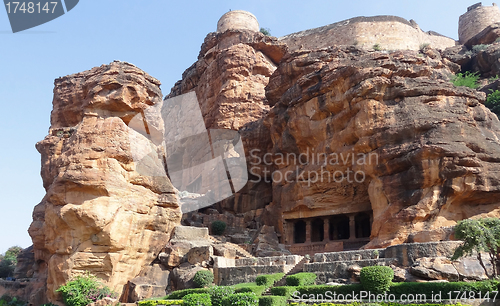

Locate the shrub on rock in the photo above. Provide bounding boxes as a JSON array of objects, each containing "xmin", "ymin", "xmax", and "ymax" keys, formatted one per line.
[
  {"xmin": 193, "ymin": 270, "xmax": 214, "ymax": 288},
  {"xmin": 211, "ymin": 221, "xmax": 227, "ymax": 235},
  {"xmin": 56, "ymin": 273, "xmax": 117, "ymax": 306}
]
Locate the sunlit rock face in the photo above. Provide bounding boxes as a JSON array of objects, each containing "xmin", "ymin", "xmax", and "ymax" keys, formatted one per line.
[
  {"xmin": 264, "ymin": 46, "xmax": 500, "ymax": 248},
  {"xmin": 30, "ymin": 61, "xmax": 182, "ymax": 302}
]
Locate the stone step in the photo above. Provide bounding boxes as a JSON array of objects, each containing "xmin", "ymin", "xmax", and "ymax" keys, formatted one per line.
[
  {"xmin": 313, "ymin": 248, "xmax": 386, "ymax": 262},
  {"xmin": 209, "ymin": 235, "xmax": 254, "ymax": 258}
]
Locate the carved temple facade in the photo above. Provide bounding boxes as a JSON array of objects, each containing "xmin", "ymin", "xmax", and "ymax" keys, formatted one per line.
[{"xmin": 284, "ymin": 211, "xmax": 373, "ymax": 255}]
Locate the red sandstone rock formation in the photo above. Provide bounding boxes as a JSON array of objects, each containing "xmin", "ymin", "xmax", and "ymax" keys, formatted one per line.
[
  {"xmin": 29, "ymin": 61, "xmax": 182, "ymax": 303},
  {"xmin": 264, "ymin": 46, "xmax": 500, "ymax": 248},
  {"xmin": 168, "ymin": 29, "xmax": 285, "ymax": 215}
]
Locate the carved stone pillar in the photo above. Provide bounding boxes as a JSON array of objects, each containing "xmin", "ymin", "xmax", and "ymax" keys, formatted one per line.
[
  {"xmin": 306, "ymin": 220, "xmax": 312, "ymax": 243},
  {"xmin": 349, "ymin": 214, "xmax": 356, "ymax": 240},
  {"xmin": 286, "ymin": 221, "xmax": 293, "ymax": 245},
  {"xmin": 323, "ymin": 218, "xmax": 330, "ymax": 241}
]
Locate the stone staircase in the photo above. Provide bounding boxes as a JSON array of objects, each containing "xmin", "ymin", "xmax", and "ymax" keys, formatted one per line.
[
  {"xmin": 305, "ymin": 249, "xmax": 395, "ymax": 283},
  {"xmin": 209, "ymin": 235, "xmax": 254, "ymax": 258},
  {"xmin": 261, "ymin": 255, "xmax": 306, "ymax": 295}
]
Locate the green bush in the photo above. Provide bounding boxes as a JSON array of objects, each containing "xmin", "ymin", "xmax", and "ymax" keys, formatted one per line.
[
  {"xmin": 269, "ymin": 286, "xmax": 298, "ymax": 299},
  {"xmin": 138, "ymin": 300, "xmax": 183, "ymax": 306},
  {"xmin": 183, "ymin": 293, "xmax": 211, "ymax": 306},
  {"xmin": 255, "ymin": 273, "xmax": 284, "ymax": 287},
  {"xmin": 56, "ymin": 273, "xmax": 117, "ymax": 306},
  {"xmin": 388, "ymin": 280, "xmax": 499, "ymax": 298},
  {"xmin": 279, "ymin": 280, "xmax": 498, "ymax": 301},
  {"xmin": 486, "ymin": 90, "xmax": 500, "ymax": 117},
  {"xmin": 211, "ymin": 221, "xmax": 227, "ymax": 236},
  {"xmin": 0, "ymin": 259, "xmax": 14, "ymax": 279},
  {"xmin": 286, "ymin": 272, "xmax": 317, "ymax": 286},
  {"xmin": 193, "ymin": 270, "xmax": 214, "ymax": 288},
  {"xmin": 291, "ymin": 284, "xmax": 364, "ymax": 299},
  {"xmin": 168, "ymin": 288, "xmax": 210, "ymax": 299},
  {"xmin": 260, "ymin": 28, "xmax": 271, "ymax": 36},
  {"xmin": 473, "ymin": 44, "xmax": 489, "ymax": 53},
  {"xmin": 258, "ymin": 296, "xmax": 286, "ymax": 306},
  {"xmin": 373, "ymin": 44, "xmax": 382, "ymax": 51},
  {"xmin": 222, "ymin": 293, "xmax": 258, "ymax": 306},
  {"xmin": 451, "ymin": 71, "xmax": 480, "ymax": 89},
  {"xmin": 419, "ymin": 43, "xmax": 430, "ymax": 51},
  {"xmin": 210, "ymin": 286, "xmax": 235, "ymax": 306},
  {"xmin": 234, "ymin": 285, "xmax": 266, "ymax": 296},
  {"xmin": 360, "ymin": 266, "xmax": 394, "ymax": 294},
  {"xmin": 233, "ymin": 282, "xmax": 256, "ymax": 289},
  {"xmin": 0, "ymin": 295, "xmax": 26, "ymax": 306}
]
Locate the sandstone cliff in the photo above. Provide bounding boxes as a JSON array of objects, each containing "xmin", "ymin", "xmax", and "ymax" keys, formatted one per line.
[
  {"xmin": 264, "ymin": 46, "xmax": 500, "ymax": 247},
  {"xmin": 169, "ymin": 26, "xmax": 500, "ymax": 250},
  {"xmin": 168, "ymin": 29, "xmax": 285, "ymax": 216},
  {"xmin": 29, "ymin": 62, "xmax": 182, "ymax": 303},
  {"xmin": 14, "ymin": 9, "xmax": 500, "ymax": 303}
]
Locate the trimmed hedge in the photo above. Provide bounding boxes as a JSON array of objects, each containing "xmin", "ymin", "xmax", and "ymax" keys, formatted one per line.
[
  {"xmin": 138, "ymin": 300, "xmax": 184, "ymax": 306},
  {"xmin": 360, "ymin": 266, "xmax": 394, "ymax": 294},
  {"xmin": 193, "ymin": 270, "xmax": 214, "ymax": 288},
  {"xmin": 286, "ymin": 272, "xmax": 317, "ymax": 286},
  {"xmin": 273, "ymin": 280, "xmax": 499, "ymax": 300},
  {"xmin": 210, "ymin": 286, "xmax": 235, "ymax": 306},
  {"xmin": 167, "ymin": 288, "xmax": 210, "ymax": 299},
  {"xmin": 270, "ymin": 286, "xmax": 299, "ymax": 299},
  {"xmin": 183, "ymin": 293, "xmax": 211, "ymax": 306},
  {"xmin": 388, "ymin": 280, "xmax": 499, "ymax": 298},
  {"xmin": 288, "ymin": 304, "xmax": 464, "ymax": 306},
  {"xmin": 235, "ymin": 285, "xmax": 267, "ymax": 296},
  {"xmin": 291, "ymin": 284, "xmax": 364, "ymax": 299},
  {"xmin": 255, "ymin": 273, "xmax": 285, "ymax": 287},
  {"xmin": 222, "ymin": 293, "xmax": 259, "ymax": 306},
  {"xmin": 258, "ymin": 296, "xmax": 287, "ymax": 306}
]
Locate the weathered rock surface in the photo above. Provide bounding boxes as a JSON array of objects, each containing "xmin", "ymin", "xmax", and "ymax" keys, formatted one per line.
[
  {"xmin": 472, "ymin": 42, "xmax": 500, "ymax": 77},
  {"xmin": 13, "ymin": 246, "xmax": 35, "ymax": 279},
  {"xmin": 409, "ymin": 256, "xmax": 491, "ymax": 281},
  {"xmin": 168, "ymin": 29, "xmax": 283, "ymax": 217},
  {"xmin": 171, "ymin": 265, "xmax": 207, "ymax": 290},
  {"xmin": 465, "ymin": 22, "xmax": 500, "ymax": 48},
  {"xmin": 29, "ymin": 61, "xmax": 182, "ymax": 303},
  {"xmin": 264, "ymin": 46, "xmax": 500, "ymax": 248},
  {"xmin": 252, "ymin": 225, "xmax": 291, "ymax": 257},
  {"xmin": 125, "ymin": 264, "xmax": 170, "ymax": 302}
]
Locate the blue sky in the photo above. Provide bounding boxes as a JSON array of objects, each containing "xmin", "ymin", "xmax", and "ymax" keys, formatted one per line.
[{"xmin": 0, "ymin": 0, "xmax": 478, "ymax": 254}]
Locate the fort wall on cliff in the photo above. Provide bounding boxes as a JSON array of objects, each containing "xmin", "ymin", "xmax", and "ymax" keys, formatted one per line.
[
  {"xmin": 279, "ymin": 15, "xmax": 457, "ymax": 51},
  {"xmin": 459, "ymin": 2, "xmax": 500, "ymax": 44}
]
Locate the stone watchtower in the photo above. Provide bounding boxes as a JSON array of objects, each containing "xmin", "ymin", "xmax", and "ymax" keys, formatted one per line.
[
  {"xmin": 216, "ymin": 10, "xmax": 260, "ymax": 33},
  {"xmin": 459, "ymin": 2, "xmax": 500, "ymax": 44}
]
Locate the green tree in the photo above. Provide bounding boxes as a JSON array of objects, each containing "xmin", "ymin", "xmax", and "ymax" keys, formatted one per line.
[
  {"xmin": 0, "ymin": 246, "xmax": 23, "ymax": 279},
  {"xmin": 485, "ymin": 90, "xmax": 500, "ymax": 117},
  {"xmin": 4, "ymin": 246, "xmax": 22, "ymax": 264},
  {"xmin": 260, "ymin": 27, "xmax": 271, "ymax": 36},
  {"xmin": 452, "ymin": 218, "xmax": 500, "ymax": 278},
  {"xmin": 0, "ymin": 258, "xmax": 14, "ymax": 278}
]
